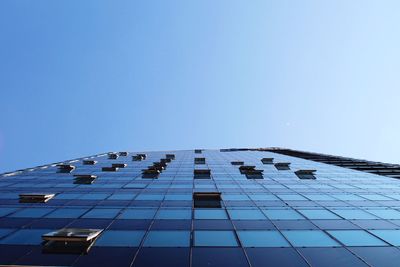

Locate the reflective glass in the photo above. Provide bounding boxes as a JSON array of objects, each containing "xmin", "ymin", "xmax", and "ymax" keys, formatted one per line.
[
  {"xmin": 195, "ymin": 209, "xmax": 228, "ymax": 220},
  {"xmin": 366, "ymin": 209, "xmax": 400, "ymax": 219},
  {"xmin": 156, "ymin": 209, "xmax": 191, "ymax": 219},
  {"xmin": 143, "ymin": 231, "xmax": 190, "ymax": 247},
  {"xmin": 263, "ymin": 209, "xmax": 304, "ymax": 220},
  {"xmin": 237, "ymin": 230, "xmax": 290, "ymax": 247},
  {"xmin": 298, "ymin": 209, "xmax": 341, "ymax": 220},
  {"xmin": 95, "ymin": 230, "xmax": 145, "ymax": 247},
  {"xmin": 328, "ymin": 230, "xmax": 388, "ymax": 246},
  {"xmin": 119, "ymin": 209, "xmax": 157, "ymax": 219},
  {"xmin": 228, "ymin": 209, "xmax": 266, "ymax": 220},
  {"xmin": 282, "ymin": 230, "xmax": 340, "ymax": 247},
  {"xmin": 9, "ymin": 208, "xmax": 54, "ymax": 218},
  {"xmin": 0, "ymin": 207, "xmax": 18, "ymax": 217},
  {"xmin": 369, "ymin": 230, "xmax": 400, "ymax": 246},
  {"xmin": 194, "ymin": 231, "xmax": 238, "ymax": 247},
  {"xmin": 82, "ymin": 208, "xmax": 121, "ymax": 219},
  {"xmin": 45, "ymin": 208, "xmax": 88, "ymax": 218},
  {"xmin": 331, "ymin": 209, "xmax": 377, "ymax": 220},
  {"xmin": 0, "ymin": 229, "xmax": 51, "ymax": 245}
]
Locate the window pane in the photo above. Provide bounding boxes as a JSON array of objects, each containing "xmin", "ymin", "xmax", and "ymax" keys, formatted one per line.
[
  {"xmin": 0, "ymin": 207, "xmax": 18, "ymax": 217},
  {"xmin": 263, "ymin": 209, "xmax": 304, "ymax": 220},
  {"xmin": 95, "ymin": 230, "xmax": 145, "ymax": 247},
  {"xmin": 0, "ymin": 229, "xmax": 51, "ymax": 245},
  {"xmin": 369, "ymin": 230, "xmax": 400, "ymax": 246},
  {"xmin": 228, "ymin": 209, "xmax": 266, "ymax": 220},
  {"xmin": 328, "ymin": 230, "xmax": 388, "ymax": 246},
  {"xmin": 119, "ymin": 209, "xmax": 157, "ymax": 219},
  {"xmin": 195, "ymin": 209, "xmax": 228, "ymax": 220},
  {"xmin": 9, "ymin": 208, "xmax": 54, "ymax": 218},
  {"xmin": 194, "ymin": 231, "xmax": 238, "ymax": 247},
  {"xmin": 366, "ymin": 209, "xmax": 400, "ymax": 219},
  {"xmin": 45, "ymin": 208, "xmax": 88, "ymax": 218},
  {"xmin": 143, "ymin": 231, "xmax": 190, "ymax": 247},
  {"xmin": 282, "ymin": 230, "xmax": 340, "ymax": 247},
  {"xmin": 82, "ymin": 208, "xmax": 120, "ymax": 219},
  {"xmin": 298, "ymin": 209, "xmax": 340, "ymax": 220},
  {"xmin": 155, "ymin": 209, "xmax": 191, "ymax": 220},
  {"xmin": 331, "ymin": 209, "xmax": 377, "ymax": 220},
  {"xmin": 108, "ymin": 194, "xmax": 136, "ymax": 200},
  {"xmin": 237, "ymin": 230, "xmax": 290, "ymax": 247}
]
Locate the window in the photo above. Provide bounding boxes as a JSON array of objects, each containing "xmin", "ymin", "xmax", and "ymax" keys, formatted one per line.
[
  {"xmin": 112, "ymin": 163, "xmax": 127, "ymax": 168},
  {"xmin": 10, "ymin": 208, "xmax": 54, "ymax": 218},
  {"xmin": 370, "ymin": 230, "xmax": 400, "ymax": 246},
  {"xmin": 102, "ymin": 166, "xmax": 119, "ymax": 172},
  {"xmin": 118, "ymin": 151, "xmax": 128, "ymax": 156},
  {"xmin": 73, "ymin": 175, "xmax": 97, "ymax": 184},
  {"xmin": 143, "ymin": 231, "xmax": 190, "ymax": 247},
  {"xmin": 262, "ymin": 209, "xmax": 305, "ymax": 220},
  {"xmin": 297, "ymin": 209, "xmax": 341, "ymax": 220},
  {"xmin": 239, "ymin": 165, "xmax": 256, "ymax": 174},
  {"xmin": 366, "ymin": 209, "xmax": 400, "ymax": 219},
  {"xmin": 0, "ymin": 207, "xmax": 18, "ymax": 217},
  {"xmin": 194, "ymin": 209, "xmax": 228, "ymax": 219},
  {"xmin": 132, "ymin": 154, "xmax": 146, "ymax": 161},
  {"xmin": 45, "ymin": 208, "xmax": 89, "ymax": 219},
  {"xmin": 194, "ymin": 231, "xmax": 238, "ymax": 247},
  {"xmin": 194, "ymin": 192, "xmax": 222, "ymax": 208},
  {"xmin": 165, "ymin": 154, "xmax": 175, "ymax": 160},
  {"xmin": 156, "ymin": 209, "xmax": 192, "ymax": 220},
  {"xmin": 19, "ymin": 193, "xmax": 55, "ymax": 203},
  {"xmin": 330, "ymin": 209, "xmax": 378, "ymax": 220},
  {"xmin": 261, "ymin": 158, "xmax": 274, "ymax": 164},
  {"xmin": 95, "ymin": 230, "xmax": 145, "ymax": 247},
  {"xmin": 108, "ymin": 153, "xmax": 119, "ymax": 159},
  {"xmin": 119, "ymin": 209, "xmax": 157, "ymax": 219},
  {"xmin": 108, "ymin": 193, "xmax": 136, "ymax": 200},
  {"xmin": 282, "ymin": 230, "xmax": 340, "ymax": 247},
  {"xmin": 82, "ymin": 160, "xmax": 97, "ymax": 165},
  {"xmin": 82, "ymin": 208, "xmax": 120, "ymax": 219},
  {"xmin": 57, "ymin": 164, "xmax": 75, "ymax": 173},
  {"xmin": 231, "ymin": 161, "xmax": 244, "ymax": 166},
  {"xmin": 295, "ymin": 170, "xmax": 316, "ymax": 179},
  {"xmin": 327, "ymin": 230, "xmax": 388, "ymax": 246},
  {"xmin": 237, "ymin": 230, "xmax": 290, "ymax": 247},
  {"xmin": 228, "ymin": 209, "xmax": 266, "ymax": 220},
  {"xmin": 0, "ymin": 229, "xmax": 51, "ymax": 245},
  {"xmin": 275, "ymin": 162, "xmax": 291, "ymax": 170},
  {"xmin": 195, "ymin": 158, "xmax": 206, "ymax": 164},
  {"xmin": 195, "ymin": 149, "xmax": 202, "ymax": 154},
  {"xmin": 42, "ymin": 228, "xmax": 103, "ymax": 254},
  {"xmin": 194, "ymin": 169, "xmax": 211, "ymax": 179},
  {"xmin": 142, "ymin": 169, "xmax": 160, "ymax": 179}
]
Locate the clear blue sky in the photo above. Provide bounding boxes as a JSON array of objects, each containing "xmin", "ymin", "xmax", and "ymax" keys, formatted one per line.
[{"xmin": 1, "ymin": 0, "xmax": 399, "ymax": 173}]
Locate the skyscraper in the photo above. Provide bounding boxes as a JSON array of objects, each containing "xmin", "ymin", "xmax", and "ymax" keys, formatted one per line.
[{"xmin": 0, "ymin": 148, "xmax": 399, "ymax": 266}]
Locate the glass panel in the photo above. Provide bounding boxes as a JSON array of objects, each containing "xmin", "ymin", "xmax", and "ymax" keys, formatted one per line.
[
  {"xmin": 9, "ymin": 208, "xmax": 54, "ymax": 218},
  {"xmin": 194, "ymin": 209, "xmax": 228, "ymax": 220},
  {"xmin": 328, "ymin": 230, "xmax": 388, "ymax": 246},
  {"xmin": 298, "ymin": 209, "xmax": 341, "ymax": 220},
  {"xmin": 155, "ymin": 209, "xmax": 191, "ymax": 220},
  {"xmin": 0, "ymin": 207, "xmax": 18, "ymax": 217},
  {"xmin": 366, "ymin": 209, "xmax": 400, "ymax": 219},
  {"xmin": 0, "ymin": 229, "xmax": 51, "ymax": 245},
  {"xmin": 263, "ymin": 209, "xmax": 304, "ymax": 220},
  {"xmin": 369, "ymin": 230, "xmax": 400, "ymax": 246},
  {"xmin": 282, "ymin": 230, "xmax": 340, "ymax": 247},
  {"xmin": 237, "ymin": 230, "xmax": 290, "ymax": 247},
  {"xmin": 143, "ymin": 231, "xmax": 190, "ymax": 247},
  {"xmin": 82, "ymin": 208, "xmax": 121, "ymax": 219},
  {"xmin": 194, "ymin": 231, "xmax": 238, "ymax": 247},
  {"xmin": 95, "ymin": 230, "xmax": 145, "ymax": 247},
  {"xmin": 228, "ymin": 209, "xmax": 266, "ymax": 220},
  {"xmin": 119, "ymin": 209, "xmax": 157, "ymax": 219},
  {"xmin": 45, "ymin": 208, "xmax": 88, "ymax": 218},
  {"xmin": 331, "ymin": 209, "xmax": 377, "ymax": 220},
  {"xmin": 108, "ymin": 194, "xmax": 136, "ymax": 200}
]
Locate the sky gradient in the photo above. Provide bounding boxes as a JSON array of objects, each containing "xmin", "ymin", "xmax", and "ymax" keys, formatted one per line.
[{"xmin": 0, "ymin": 0, "xmax": 399, "ymax": 173}]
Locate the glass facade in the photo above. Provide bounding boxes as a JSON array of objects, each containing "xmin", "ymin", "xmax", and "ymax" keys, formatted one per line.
[{"xmin": 0, "ymin": 149, "xmax": 400, "ymax": 266}]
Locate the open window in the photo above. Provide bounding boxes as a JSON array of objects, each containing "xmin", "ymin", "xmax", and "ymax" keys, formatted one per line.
[
  {"xmin": 132, "ymin": 154, "xmax": 146, "ymax": 161},
  {"xmin": 275, "ymin": 162, "xmax": 291, "ymax": 170},
  {"xmin": 19, "ymin": 193, "xmax": 55, "ymax": 203},
  {"xmin": 42, "ymin": 228, "xmax": 103, "ymax": 254},
  {"xmin": 108, "ymin": 153, "xmax": 119, "ymax": 160},
  {"xmin": 165, "ymin": 154, "xmax": 175, "ymax": 160},
  {"xmin": 231, "ymin": 161, "xmax": 244, "ymax": 166},
  {"xmin": 160, "ymin": 158, "xmax": 172, "ymax": 163},
  {"xmin": 245, "ymin": 169, "xmax": 264, "ymax": 179},
  {"xmin": 82, "ymin": 160, "xmax": 97, "ymax": 165},
  {"xmin": 102, "ymin": 166, "xmax": 119, "ymax": 172},
  {"xmin": 261, "ymin": 158, "xmax": 274, "ymax": 164},
  {"xmin": 57, "ymin": 164, "xmax": 75, "ymax": 173},
  {"xmin": 239, "ymin": 165, "xmax": 256, "ymax": 174},
  {"xmin": 73, "ymin": 175, "xmax": 97, "ymax": 184},
  {"xmin": 119, "ymin": 152, "xmax": 128, "ymax": 156},
  {"xmin": 295, "ymin": 169, "xmax": 317, "ymax": 179},
  {"xmin": 142, "ymin": 169, "xmax": 160, "ymax": 179},
  {"xmin": 193, "ymin": 192, "xmax": 221, "ymax": 208},
  {"xmin": 194, "ymin": 157, "xmax": 206, "ymax": 164},
  {"xmin": 194, "ymin": 149, "xmax": 202, "ymax": 154},
  {"xmin": 194, "ymin": 169, "xmax": 211, "ymax": 179},
  {"xmin": 112, "ymin": 163, "xmax": 127, "ymax": 168}
]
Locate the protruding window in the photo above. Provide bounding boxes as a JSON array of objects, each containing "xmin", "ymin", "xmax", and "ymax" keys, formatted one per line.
[
  {"xmin": 195, "ymin": 149, "xmax": 202, "ymax": 154},
  {"xmin": 82, "ymin": 160, "xmax": 97, "ymax": 165},
  {"xmin": 57, "ymin": 164, "xmax": 75, "ymax": 173},
  {"xmin": 108, "ymin": 153, "xmax": 119, "ymax": 160},
  {"xmin": 112, "ymin": 163, "xmax": 127, "ymax": 168},
  {"xmin": 261, "ymin": 158, "xmax": 274, "ymax": 164},
  {"xmin": 194, "ymin": 169, "xmax": 211, "ymax": 179},
  {"xmin": 160, "ymin": 158, "xmax": 172, "ymax": 164},
  {"xmin": 195, "ymin": 158, "xmax": 206, "ymax": 164},
  {"xmin": 42, "ymin": 228, "xmax": 103, "ymax": 254},
  {"xmin": 245, "ymin": 169, "xmax": 264, "ymax": 179},
  {"xmin": 231, "ymin": 161, "xmax": 244, "ymax": 166},
  {"xmin": 102, "ymin": 166, "xmax": 119, "ymax": 172},
  {"xmin": 193, "ymin": 192, "xmax": 221, "ymax": 208},
  {"xmin": 73, "ymin": 175, "xmax": 97, "ymax": 184},
  {"xmin": 119, "ymin": 152, "xmax": 128, "ymax": 156},
  {"xmin": 295, "ymin": 169, "xmax": 317, "ymax": 180},
  {"xmin": 19, "ymin": 193, "xmax": 55, "ymax": 203},
  {"xmin": 142, "ymin": 169, "xmax": 160, "ymax": 179},
  {"xmin": 132, "ymin": 154, "xmax": 146, "ymax": 161},
  {"xmin": 239, "ymin": 165, "xmax": 256, "ymax": 174},
  {"xmin": 166, "ymin": 154, "xmax": 175, "ymax": 160},
  {"xmin": 275, "ymin": 162, "xmax": 291, "ymax": 170}
]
